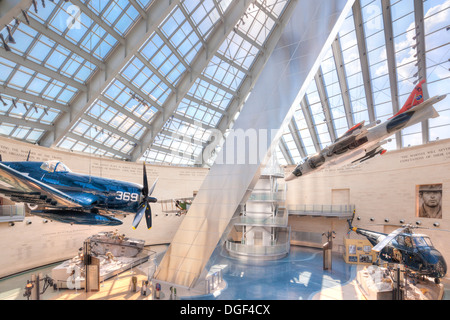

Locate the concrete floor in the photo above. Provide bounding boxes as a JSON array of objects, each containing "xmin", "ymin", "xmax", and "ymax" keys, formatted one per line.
[{"xmin": 1, "ymin": 245, "xmax": 448, "ymax": 301}]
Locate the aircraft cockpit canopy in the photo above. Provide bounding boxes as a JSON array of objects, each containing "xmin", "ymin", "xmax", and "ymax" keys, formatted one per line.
[
  {"xmin": 413, "ymin": 235, "xmax": 433, "ymax": 248},
  {"xmin": 396, "ymin": 234, "xmax": 433, "ymax": 248},
  {"xmin": 40, "ymin": 160, "xmax": 72, "ymax": 173}
]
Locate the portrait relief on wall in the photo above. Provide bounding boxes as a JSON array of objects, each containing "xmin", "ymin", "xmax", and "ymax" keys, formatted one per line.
[{"xmin": 417, "ymin": 184, "xmax": 442, "ymax": 219}]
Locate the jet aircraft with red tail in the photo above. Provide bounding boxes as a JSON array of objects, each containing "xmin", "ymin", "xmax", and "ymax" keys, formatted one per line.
[{"xmin": 285, "ymin": 80, "xmax": 446, "ymax": 181}]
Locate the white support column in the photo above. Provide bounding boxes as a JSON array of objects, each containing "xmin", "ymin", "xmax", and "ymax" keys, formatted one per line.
[
  {"xmin": 353, "ymin": 0, "xmax": 376, "ymax": 123},
  {"xmin": 315, "ymin": 68, "xmax": 337, "ymax": 141},
  {"xmin": 288, "ymin": 118, "xmax": 306, "ymax": 159},
  {"xmin": 300, "ymin": 96, "xmax": 321, "ymax": 152},
  {"xmin": 331, "ymin": 37, "xmax": 354, "ymax": 129},
  {"xmin": 414, "ymin": 0, "xmax": 429, "ymax": 144},
  {"xmin": 381, "ymin": 0, "xmax": 402, "ymax": 149}
]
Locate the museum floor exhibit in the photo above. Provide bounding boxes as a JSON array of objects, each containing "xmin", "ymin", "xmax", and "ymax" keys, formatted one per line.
[{"xmin": 1, "ymin": 0, "xmax": 450, "ymax": 308}]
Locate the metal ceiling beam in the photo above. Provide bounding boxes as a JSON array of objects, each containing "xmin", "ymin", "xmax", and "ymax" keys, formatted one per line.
[
  {"xmin": 214, "ymin": 52, "xmax": 251, "ymax": 75},
  {"xmin": 414, "ymin": 0, "xmax": 429, "ymax": 144},
  {"xmin": 381, "ymin": 0, "xmax": 402, "ymax": 149},
  {"xmin": 115, "ymin": 74, "xmax": 163, "ymax": 112},
  {"xmin": 0, "ymin": 85, "xmax": 70, "ymax": 112},
  {"xmin": 314, "ymin": 68, "xmax": 337, "ymax": 142},
  {"xmin": 160, "ymin": 129, "xmax": 209, "ymax": 148},
  {"xmin": 0, "ymin": 115, "xmax": 54, "ymax": 131},
  {"xmin": 1, "ymin": 50, "xmax": 87, "ymax": 92},
  {"xmin": 135, "ymin": 52, "xmax": 176, "ymax": 91},
  {"xmin": 129, "ymin": 0, "xmax": 254, "ymax": 162},
  {"xmin": 331, "ymin": 36, "xmax": 354, "ymax": 130},
  {"xmin": 233, "ymin": 28, "xmax": 265, "ymax": 53},
  {"xmin": 0, "ymin": 0, "xmax": 29, "ymax": 30},
  {"xmin": 39, "ymin": 0, "xmax": 181, "ymax": 149},
  {"xmin": 97, "ymin": 95, "xmax": 155, "ymax": 128},
  {"xmin": 279, "ymin": 136, "xmax": 294, "ymax": 165},
  {"xmin": 352, "ymin": 0, "xmax": 376, "ymax": 123},
  {"xmin": 300, "ymin": 96, "xmax": 321, "ymax": 152},
  {"xmin": 197, "ymin": 74, "xmax": 236, "ymax": 96},
  {"xmin": 129, "ymin": 0, "xmax": 147, "ymax": 20},
  {"xmin": 184, "ymin": 94, "xmax": 227, "ymax": 115},
  {"xmin": 18, "ymin": 15, "xmax": 106, "ymax": 70},
  {"xmin": 65, "ymin": 132, "xmax": 132, "ymax": 160},
  {"xmin": 70, "ymin": 0, "xmax": 125, "ymax": 46},
  {"xmin": 288, "ymin": 118, "xmax": 306, "ymax": 158},
  {"xmin": 171, "ymin": 113, "xmax": 215, "ymax": 131},
  {"xmin": 81, "ymin": 114, "xmax": 142, "ymax": 146},
  {"xmin": 151, "ymin": 144, "xmax": 196, "ymax": 162}
]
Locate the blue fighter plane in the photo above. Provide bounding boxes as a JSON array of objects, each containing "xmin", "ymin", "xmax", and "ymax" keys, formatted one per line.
[{"xmin": 0, "ymin": 157, "xmax": 157, "ymax": 229}]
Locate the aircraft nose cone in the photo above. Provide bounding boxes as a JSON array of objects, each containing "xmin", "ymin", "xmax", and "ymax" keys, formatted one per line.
[
  {"xmin": 422, "ymin": 249, "xmax": 447, "ymax": 277},
  {"xmin": 284, "ymin": 173, "xmax": 296, "ymax": 182},
  {"xmin": 285, "ymin": 166, "xmax": 302, "ymax": 182}
]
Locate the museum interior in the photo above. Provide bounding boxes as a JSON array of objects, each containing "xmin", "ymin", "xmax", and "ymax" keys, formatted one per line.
[{"xmin": 0, "ymin": 0, "xmax": 449, "ymax": 304}]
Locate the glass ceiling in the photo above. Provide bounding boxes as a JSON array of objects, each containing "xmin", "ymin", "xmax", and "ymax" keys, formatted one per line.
[
  {"xmin": 0, "ymin": 0, "xmax": 449, "ymax": 168},
  {"xmin": 276, "ymin": 0, "xmax": 450, "ymax": 165}
]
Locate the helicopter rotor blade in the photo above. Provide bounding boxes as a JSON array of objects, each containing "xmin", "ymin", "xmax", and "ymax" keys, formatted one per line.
[{"xmin": 372, "ymin": 227, "xmax": 407, "ymax": 252}]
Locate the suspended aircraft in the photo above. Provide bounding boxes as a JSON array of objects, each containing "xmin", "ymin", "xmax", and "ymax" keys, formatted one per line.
[
  {"xmin": 347, "ymin": 219, "xmax": 447, "ymax": 283},
  {"xmin": 0, "ymin": 156, "xmax": 157, "ymax": 229},
  {"xmin": 285, "ymin": 80, "xmax": 447, "ymax": 181}
]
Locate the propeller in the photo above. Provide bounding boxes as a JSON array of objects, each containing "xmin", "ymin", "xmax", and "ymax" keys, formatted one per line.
[{"xmin": 132, "ymin": 163, "xmax": 158, "ymax": 230}]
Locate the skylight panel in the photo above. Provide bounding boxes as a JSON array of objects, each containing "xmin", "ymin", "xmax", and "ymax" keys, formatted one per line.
[
  {"xmin": 8, "ymin": 67, "xmax": 34, "ymax": 91},
  {"xmin": 11, "ymin": 126, "xmax": 31, "ymax": 140},
  {"xmin": 0, "ymin": 124, "xmax": 15, "ymax": 137},
  {"xmin": 27, "ymin": 35, "xmax": 54, "ymax": 64},
  {"xmin": 203, "ymin": 56, "xmax": 246, "ymax": 91},
  {"xmin": 218, "ymin": 32, "xmax": 260, "ymax": 70},
  {"xmin": 5, "ymin": 23, "xmax": 37, "ymax": 55},
  {"xmin": 183, "ymin": 0, "xmax": 221, "ymax": 39},
  {"xmin": 56, "ymin": 85, "xmax": 78, "ymax": 104},
  {"xmin": 262, "ymin": 0, "xmax": 289, "ymax": 18},
  {"xmin": 188, "ymin": 78, "xmax": 233, "ymax": 111},
  {"xmin": 176, "ymin": 98, "xmax": 221, "ymax": 127},
  {"xmin": 237, "ymin": 4, "xmax": 275, "ymax": 46}
]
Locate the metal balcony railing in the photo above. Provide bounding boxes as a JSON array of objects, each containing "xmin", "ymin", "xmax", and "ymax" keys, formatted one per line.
[
  {"xmin": 225, "ymin": 238, "xmax": 290, "ymax": 257},
  {"xmin": 288, "ymin": 204, "xmax": 355, "ymax": 218}
]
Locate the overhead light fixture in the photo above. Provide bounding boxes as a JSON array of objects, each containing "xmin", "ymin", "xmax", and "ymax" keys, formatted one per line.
[
  {"xmin": 0, "ymin": 95, "xmax": 7, "ymax": 106},
  {"xmin": 0, "ymin": 34, "xmax": 11, "ymax": 52},
  {"xmin": 6, "ymin": 25, "xmax": 15, "ymax": 44},
  {"xmin": 12, "ymin": 99, "xmax": 18, "ymax": 108},
  {"xmin": 21, "ymin": 10, "xmax": 30, "ymax": 25},
  {"xmin": 31, "ymin": 0, "xmax": 38, "ymax": 13}
]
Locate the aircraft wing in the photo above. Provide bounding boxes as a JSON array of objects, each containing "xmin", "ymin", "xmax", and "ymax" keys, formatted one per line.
[
  {"xmin": 372, "ymin": 227, "xmax": 407, "ymax": 253},
  {"xmin": 0, "ymin": 162, "xmax": 86, "ymax": 208},
  {"xmin": 326, "ymin": 132, "xmax": 367, "ymax": 155}
]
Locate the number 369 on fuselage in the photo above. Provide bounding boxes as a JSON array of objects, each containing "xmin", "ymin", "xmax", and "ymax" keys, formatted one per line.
[{"xmin": 0, "ymin": 159, "xmax": 157, "ymax": 227}]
